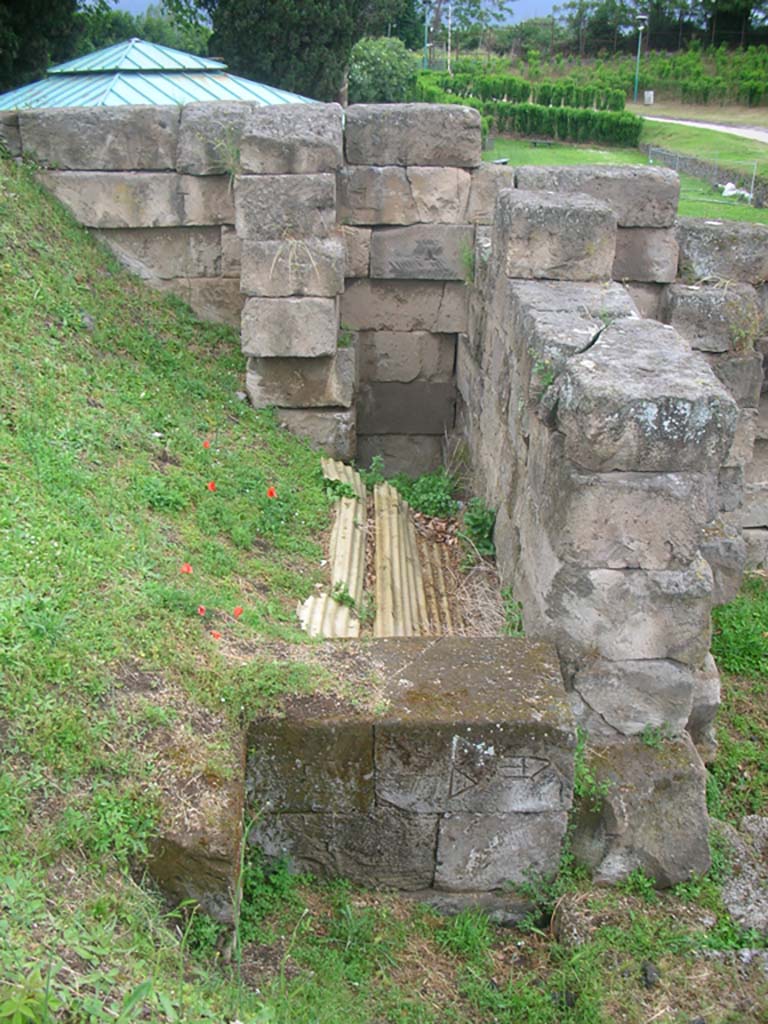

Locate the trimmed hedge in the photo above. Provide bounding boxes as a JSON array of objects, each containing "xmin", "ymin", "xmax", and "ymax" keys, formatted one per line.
[{"xmin": 421, "ymin": 70, "xmax": 625, "ymax": 112}]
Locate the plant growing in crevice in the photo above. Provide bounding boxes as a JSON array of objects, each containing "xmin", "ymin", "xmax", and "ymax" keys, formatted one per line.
[
  {"xmin": 459, "ymin": 497, "xmax": 496, "ymax": 559},
  {"xmin": 501, "ymin": 588, "xmax": 524, "ymax": 637}
]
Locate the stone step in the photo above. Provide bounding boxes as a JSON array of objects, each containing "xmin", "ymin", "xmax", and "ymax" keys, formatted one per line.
[{"xmin": 373, "ymin": 482, "xmax": 430, "ymax": 637}]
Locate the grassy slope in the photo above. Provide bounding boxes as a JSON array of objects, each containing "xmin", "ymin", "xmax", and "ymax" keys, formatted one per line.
[{"xmin": 1, "ymin": 152, "xmax": 767, "ymax": 1022}]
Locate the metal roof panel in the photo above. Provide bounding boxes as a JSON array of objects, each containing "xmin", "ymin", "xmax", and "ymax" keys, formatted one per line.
[{"xmin": 49, "ymin": 38, "xmax": 226, "ymax": 74}]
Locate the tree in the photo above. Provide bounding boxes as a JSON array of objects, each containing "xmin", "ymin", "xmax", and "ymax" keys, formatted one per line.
[
  {"xmin": 348, "ymin": 35, "xmax": 418, "ymax": 103},
  {"xmin": 0, "ymin": 0, "xmax": 83, "ymax": 90}
]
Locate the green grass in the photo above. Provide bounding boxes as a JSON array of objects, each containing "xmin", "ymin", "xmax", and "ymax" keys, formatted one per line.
[{"xmin": 641, "ymin": 119, "xmax": 768, "ymax": 179}]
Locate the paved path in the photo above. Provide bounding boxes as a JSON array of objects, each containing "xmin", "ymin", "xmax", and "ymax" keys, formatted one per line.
[{"xmin": 643, "ymin": 115, "xmax": 768, "ymax": 146}]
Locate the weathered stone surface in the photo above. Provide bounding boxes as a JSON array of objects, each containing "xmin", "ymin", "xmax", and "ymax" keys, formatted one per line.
[
  {"xmin": 220, "ymin": 225, "xmax": 241, "ymax": 277},
  {"xmin": 677, "ymin": 217, "xmax": 768, "ymax": 285},
  {"xmin": 497, "ymin": 189, "xmax": 617, "ymax": 281},
  {"xmin": 239, "ymin": 103, "xmax": 343, "ymax": 174},
  {"xmin": 157, "ymin": 277, "xmax": 244, "ymax": 328},
  {"xmin": 626, "ymin": 282, "xmax": 664, "ymax": 321},
  {"xmin": 406, "ymin": 890, "xmax": 533, "ymax": 925},
  {"xmin": 613, "ymin": 227, "xmax": 678, "ymax": 283},
  {"xmin": 718, "ymin": 464, "xmax": 745, "ymax": 513},
  {"xmin": 345, "ymin": 103, "xmax": 482, "ymax": 167},
  {"xmin": 661, "ymin": 283, "xmax": 763, "ymax": 353},
  {"xmin": 356, "ymin": 434, "xmax": 443, "ymax": 476},
  {"xmin": 0, "ymin": 111, "xmax": 21, "ymax": 157},
  {"xmin": 241, "ymin": 296, "xmax": 338, "ymax": 357},
  {"xmin": 177, "ymin": 102, "xmax": 254, "ymax": 175},
  {"xmin": 245, "ymin": 350, "xmax": 356, "ymax": 409},
  {"xmin": 358, "ymin": 381, "xmax": 456, "ymax": 434},
  {"xmin": 435, "ymin": 812, "xmax": 568, "ymax": 890},
  {"xmin": 359, "ymin": 331, "xmax": 455, "ymax": 383},
  {"xmin": 720, "ymin": 817, "xmax": 768, "ymax": 936},
  {"xmin": 686, "ymin": 654, "xmax": 721, "ymax": 761},
  {"xmin": 515, "ymin": 165, "xmax": 680, "ymax": 228},
  {"xmin": 746, "ymin": 436, "xmax": 768, "ymax": 481},
  {"xmin": 93, "ymin": 226, "xmax": 222, "ymax": 280},
  {"xmin": 466, "ymin": 162, "xmax": 517, "ymax": 224},
  {"xmin": 700, "ymin": 518, "xmax": 748, "ymax": 605},
  {"xmin": 706, "ymin": 351, "xmax": 763, "ymax": 409},
  {"xmin": 247, "ymin": 715, "xmax": 373, "ymax": 813},
  {"xmin": 234, "ymin": 173, "xmax": 336, "ymax": 239},
  {"xmin": 337, "ymin": 165, "xmax": 471, "ymax": 225},
  {"xmin": 552, "ymin": 319, "xmax": 738, "ymax": 473},
  {"xmin": 20, "ymin": 105, "xmax": 180, "ymax": 170},
  {"xmin": 251, "ymin": 809, "xmax": 438, "ymax": 890},
  {"xmin": 369, "ymin": 224, "xmax": 474, "ymax": 280},
  {"xmin": 571, "ymin": 735, "xmax": 710, "ymax": 887},
  {"xmin": 341, "ymin": 280, "xmax": 468, "ymax": 333},
  {"xmin": 342, "ymin": 225, "xmax": 371, "ymax": 277},
  {"xmin": 744, "ymin": 527, "xmax": 768, "ymax": 568},
  {"xmin": 240, "ymin": 238, "xmax": 344, "ymax": 297},
  {"xmin": 570, "ymin": 659, "xmax": 697, "ymax": 738},
  {"xmin": 276, "ymin": 407, "xmax": 356, "ymax": 461},
  {"xmin": 38, "ymin": 171, "xmax": 234, "ymax": 228},
  {"xmin": 758, "ymin": 396, "xmax": 768, "ymax": 441},
  {"xmin": 742, "ymin": 482, "xmax": 768, "ymax": 527}
]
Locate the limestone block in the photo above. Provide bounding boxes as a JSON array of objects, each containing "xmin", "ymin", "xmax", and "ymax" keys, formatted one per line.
[
  {"xmin": 369, "ymin": 224, "xmax": 474, "ymax": 281},
  {"xmin": 247, "ymin": 715, "xmax": 373, "ymax": 813},
  {"xmin": 337, "ymin": 165, "xmax": 471, "ymax": 226},
  {"xmin": 612, "ymin": 227, "xmax": 678, "ymax": 284},
  {"xmin": 359, "ymin": 331, "xmax": 455, "ymax": 383},
  {"xmin": 553, "ymin": 319, "xmax": 738, "ymax": 473},
  {"xmin": 93, "ymin": 226, "xmax": 222, "ymax": 280},
  {"xmin": 743, "ymin": 527, "xmax": 768, "ymax": 569},
  {"xmin": 276, "ymin": 408, "xmax": 356, "ymax": 461},
  {"xmin": 677, "ymin": 217, "xmax": 768, "ymax": 285},
  {"xmin": 241, "ymin": 296, "xmax": 338, "ymax": 357},
  {"xmin": 240, "ymin": 237, "xmax": 344, "ymax": 297},
  {"xmin": 251, "ymin": 809, "xmax": 438, "ymax": 890},
  {"xmin": 157, "ymin": 277, "xmax": 244, "ymax": 329},
  {"xmin": 571, "ymin": 736, "xmax": 710, "ymax": 887},
  {"xmin": 234, "ymin": 174, "xmax": 336, "ymax": 239},
  {"xmin": 742, "ymin": 482, "xmax": 768, "ymax": 527},
  {"xmin": 177, "ymin": 102, "xmax": 255, "ymax": 175},
  {"xmin": 625, "ymin": 282, "xmax": 663, "ymax": 321},
  {"xmin": 661, "ymin": 283, "xmax": 762, "ymax": 353},
  {"xmin": 19, "ymin": 105, "xmax": 180, "ymax": 170},
  {"xmin": 686, "ymin": 654, "xmax": 721, "ymax": 760},
  {"xmin": 239, "ymin": 102, "xmax": 343, "ymax": 174},
  {"xmin": 356, "ymin": 435, "xmax": 443, "ymax": 476},
  {"xmin": 571, "ymin": 659, "xmax": 697, "ymax": 737},
  {"xmin": 341, "ymin": 280, "xmax": 468, "ymax": 333},
  {"xmin": 358, "ymin": 381, "xmax": 455, "ymax": 435},
  {"xmin": 515, "ymin": 165, "xmax": 680, "ymax": 228},
  {"xmin": 551, "ymin": 558, "xmax": 714, "ymax": 666},
  {"xmin": 435, "ymin": 812, "xmax": 568, "ymax": 890},
  {"xmin": 700, "ymin": 518, "xmax": 747, "ymax": 605},
  {"xmin": 37, "ymin": 171, "xmax": 233, "ymax": 228},
  {"xmin": 706, "ymin": 351, "xmax": 763, "ymax": 408},
  {"xmin": 345, "ymin": 103, "xmax": 481, "ymax": 167},
  {"xmin": 220, "ymin": 225, "xmax": 241, "ymax": 277},
  {"xmin": 342, "ymin": 225, "xmax": 371, "ymax": 277},
  {"xmin": 466, "ymin": 162, "xmax": 517, "ymax": 224},
  {"xmin": 245, "ymin": 350, "xmax": 356, "ymax": 409},
  {"xmin": 0, "ymin": 111, "xmax": 20, "ymax": 157},
  {"xmin": 497, "ymin": 189, "xmax": 617, "ymax": 281}
]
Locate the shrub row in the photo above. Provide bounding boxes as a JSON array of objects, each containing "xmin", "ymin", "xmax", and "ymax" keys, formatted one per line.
[{"xmin": 422, "ymin": 70, "xmax": 624, "ymax": 111}]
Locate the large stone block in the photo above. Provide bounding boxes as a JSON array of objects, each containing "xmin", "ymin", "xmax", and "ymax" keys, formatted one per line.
[
  {"xmin": 706, "ymin": 351, "xmax": 763, "ymax": 409},
  {"xmin": 240, "ymin": 237, "xmax": 344, "ymax": 297},
  {"xmin": 743, "ymin": 527, "xmax": 768, "ymax": 568},
  {"xmin": 369, "ymin": 224, "xmax": 474, "ymax": 281},
  {"xmin": 742, "ymin": 482, "xmax": 768, "ymax": 527},
  {"xmin": 661, "ymin": 283, "xmax": 763, "ymax": 353},
  {"xmin": 239, "ymin": 102, "xmax": 343, "ymax": 174},
  {"xmin": 251, "ymin": 809, "xmax": 438, "ymax": 890},
  {"xmin": 725, "ymin": 409, "xmax": 757, "ymax": 469},
  {"xmin": 337, "ymin": 165, "xmax": 471, "ymax": 226},
  {"xmin": 93, "ymin": 226, "xmax": 222, "ymax": 280},
  {"xmin": 157, "ymin": 277, "xmax": 244, "ymax": 329},
  {"xmin": 342, "ymin": 225, "xmax": 371, "ymax": 277},
  {"xmin": 345, "ymin": 103, "xmax": 481, "ymax": 167},
  {"xmin": 686, "ymin": 654, "xmax": 721, "ymax": 761},
  {"xmin": 746, "ymin": 435, "xmax": 768, "ymax": 480},
  {"xmin": 220, "ymin": 225, "xmax": 241, "ymax": 277},
  {"xmin": 356, "ymin": 434, "xmax": 443, "ymax": 476},
  {"xmin": 466, "ymin": 162, "xmax": 517, "ymax": 224},
  {"xmin": 435, "ymin": 812, "xmax": 568, "ymax": 890},
  {"xmin": 700, "ymin": 518, "xmax": 747, "ymax": 605},
  {"xmin": 358, "ymin": 381, "xmax": 455, "ymax": 434},
  {"xmin": 20, "ymin": 105, "xmax": 179, "ymax": 170},
  {"xmin": 0, "ymin": 111, "xmax": 20, "ymax": 157},
  {"xmin": 38, "ymin": 171, "xmax": 233, "ymax": 228},
  {"xmin": 178, "ymin": 102, "xmax": 255, "ymax": 175},
  {"xmin": 234, "ymin": 174, "xmax": 336, "ymax": 239},
  {"xmin": 359, "ymin": 331, "xmax": 455, "ymax": 384},
  {"xmin": 552, "ymin": 319, "xmax": 738, "ymax": 473},
  {"xmin": 677, "ymin": 217, "xmax": 768, "ymax": 285},
  {"xmin": 515, "ymin": 165, "xmax": 680, "ymax": 228},
  {"xmin": 276, "ymin": 407, "xmax": 356, "ymax": 461},
  {"xmin": 247, "ymin": 715, "xmax": 373, "ymax": 813},
  {"xmin": 612, "ymin": 227, "xmax": 678, "ymax": 284},
  {"xmin": 497, "ymin": 189, "xmax": 617, "ymax": 281},
  {"xmin": 241, "ymin": 296, "xmax": 338, "ymax": 357},
  {"xmin": 245, "ymin": 349, "xmax": 356, "ymax": 408},
  {"xmin": 341, "ymin": 280, "xmax": 468, "ymax": 333}
]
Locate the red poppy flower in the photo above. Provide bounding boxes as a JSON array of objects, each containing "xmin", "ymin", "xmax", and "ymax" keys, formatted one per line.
[
  {"xmin": 267, "ymin": 486, "xmax": 277, "ymax": 499},
  {"xmin": 197, "ymin": 605, "xmax": 206, "ymax": 616},
  {"xmin": 207, "ymin": 481, "xmax": 216, "ymax": 492},
  {"xmin": 233, "ymin": 606, "xmax": 243, "ymax": 619},
  {"xmin": 210, "ymin": 630, "xmax": 222, "ymax": 641},
  {"xmin": 202, "ymin": 439, "xmax": 211, "ymax": 449},
  {"xmin": 180, "ymin": 563, "xmax": 193, "ymax": 574}
]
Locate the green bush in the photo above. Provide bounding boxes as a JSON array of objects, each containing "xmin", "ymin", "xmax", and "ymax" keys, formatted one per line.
[{"xmin": 348, "ymin": 36, "xmax": 418, "ymax": 104}]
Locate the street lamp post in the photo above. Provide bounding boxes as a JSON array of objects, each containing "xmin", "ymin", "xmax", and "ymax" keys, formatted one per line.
[
  {"xmin": 423, "ymin": 2, "xmax": 430, "ymax": 70},
  {"xmin": 633, "ymin": 14, "xmax": 648, "ymax": 104}
]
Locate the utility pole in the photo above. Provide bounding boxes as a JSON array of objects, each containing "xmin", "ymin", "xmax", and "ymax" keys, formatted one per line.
[
  {"xmin": 423, "ymin": 1, "xmax": 430, "ymax": 70},
  {"xmin": 447, "ymin": 1, "xmax": 452, "ymax": 75},
  {"xmin": 633, "ymin": 13, "xmax": 648, "ymax": 104}
]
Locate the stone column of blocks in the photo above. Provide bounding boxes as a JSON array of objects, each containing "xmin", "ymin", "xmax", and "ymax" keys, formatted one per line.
[
  {"xmin": 230, "ymin": 104, "xmax": 354, "ymax": 460},
  {"xmin": 340, "ymin": 104, "xmax": 482, "ymax": 474}
]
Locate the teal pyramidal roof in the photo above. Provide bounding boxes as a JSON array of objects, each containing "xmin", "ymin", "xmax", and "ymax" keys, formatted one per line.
[{"xmin": 0, "ymin": 38, "xmax": 314, "ymax": 110}]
